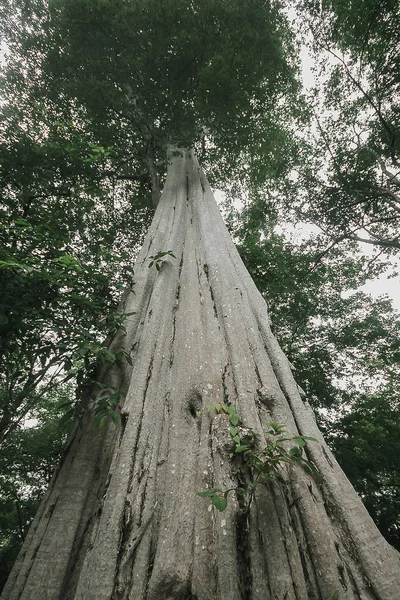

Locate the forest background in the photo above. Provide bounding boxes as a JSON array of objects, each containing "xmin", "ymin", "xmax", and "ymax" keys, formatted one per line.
[{"xmin": 0, "ymin": 0, "xmax": 399, "ymax": 591}]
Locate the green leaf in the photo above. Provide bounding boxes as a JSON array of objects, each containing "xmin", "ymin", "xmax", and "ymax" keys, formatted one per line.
[
  {"xmin": 235, "ymin": 444, "xmax": 250, "ymax": 453},
  {"xmin": 108, "ymin": 393, "xmax": 120, "ymax": 406},
  {"xmin": 267, "ymin": 422, "xmax": 285, "ymax": 435},
  {"xmin": 98, "ymin": 415, "xmax": 108, "ymax": 428},
  {"xmin": 229, "ymin": 413, "xmax": 239, "ymax": 426},
  {"xmin": 197, "ymin": 488, "xmax": 222, "ymax": 498},
  {"xmin": 289, "ymin": 446, "xmax": 302, "ymax": 457},
  {"xmin": 294, "ymin": 436, "xmax": 306, "ymax": 447},
  {"xmin": 211, "ymin": 495, "xmax": 228, "ymax": 512},
  {"xmin": 110, "ymin": 410, "xmax": 120, "ymax": 425}
]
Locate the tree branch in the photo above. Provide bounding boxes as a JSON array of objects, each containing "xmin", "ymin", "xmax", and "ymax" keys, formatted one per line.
[{"xmin": 348, "ymin": 234, "xmax": 400, "ymax": 249}]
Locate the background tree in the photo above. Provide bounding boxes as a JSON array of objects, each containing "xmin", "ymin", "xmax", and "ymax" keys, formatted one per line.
[
  {"xmin": 0, "ymin": 387, "xmax": 72, "ymax": 587},
  {"xmin": 289, "ymin": 0, "xmax": 400, "ymax": 256}
]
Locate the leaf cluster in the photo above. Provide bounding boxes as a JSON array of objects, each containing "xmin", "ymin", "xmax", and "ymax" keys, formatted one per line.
[
  {"xmin": 292, "ymin": 0, "xmax": 400, "ymax": 259},
  {"xmin": 148, "ymin": 250, "xmax": 176, "ymax": 271},
  {"xmin": 199, "ymin": 407, "xmax": 319, "ymax": 512}
]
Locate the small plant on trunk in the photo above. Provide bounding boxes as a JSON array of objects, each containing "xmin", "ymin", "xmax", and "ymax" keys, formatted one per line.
[{"xmin": 198, "ymin": 405, "xmax": 321, "ymax": 512}]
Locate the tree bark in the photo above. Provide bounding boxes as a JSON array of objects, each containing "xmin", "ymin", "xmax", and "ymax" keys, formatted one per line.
[
  {"xmin": 145, "ymin": 138, "xmax": 161, "ymax": 208},
  {"xmin": 2, "ymin": 150, "xmax": 399, "ymax": 600}
]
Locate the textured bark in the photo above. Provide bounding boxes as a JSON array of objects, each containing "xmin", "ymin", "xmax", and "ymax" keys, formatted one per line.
[{"xmin": 3, "ymin": 150, "xmax": 400, "ymax": 600}]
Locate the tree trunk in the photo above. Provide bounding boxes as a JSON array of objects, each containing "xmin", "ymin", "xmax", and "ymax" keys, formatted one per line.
[{"xmin": 2, "ymin": 150, "xmax": 399, "ymax": 600}]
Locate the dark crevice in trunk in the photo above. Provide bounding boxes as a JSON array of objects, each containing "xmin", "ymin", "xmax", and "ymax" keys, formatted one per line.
[
  {"xmin": 113, "ymin": 479, "xmax": 153, "ymax": 599},
  {"xmin": 322, "ymin": 445, "xmax": 334, "ymax": 468},
  {"xmin": 178, "ymin": 251, "xmax": 184, "ymax": 277},
  {"xmin": 187, "ymin": 389, "xmax": 202, "ymax": 422},
  {"xmin": 144, "ymin": 543, "xmax": 156, "ymax": 598},
  {"xmin": 291, "ymin": 503, "xmax": 325, "ymax": 600},
  {"xmin": 202, "ymin": 263, "xmax": 218, "ymax": 320},
  {"xmin": 143, "ymin": 353, "xmax": 155, "ymax": 400},
  {"xmin": 253, "ymin": 362, "xmax": 263, "ymax": 390},
  {"xmin": 120, "ymin": 411, "xmax": 129, "ymax": 440},
  {"xmin": 170, "ymin": 283, "xmax": 181, "ymax": 366},
  {"xmin": 127, "ymin": 413, "xmax": 144, "ymax": 496},
  {"xmin": 112, "ymin": 527, "xmax": 135, "ymax": 600},
  {"xmin": 236, "ymin": 511, "xmax": 252, "ymax": 600},
  {"xmin": 270, "ymin": 482, "xmax": 302, "ymax": 600},
  {"xmin": 222, "ymin": 363, "xmax": 230, "ymax": 405},
  {"xmin": 138, "ymin": 478, "xmax": 149, "ymax": 525}
]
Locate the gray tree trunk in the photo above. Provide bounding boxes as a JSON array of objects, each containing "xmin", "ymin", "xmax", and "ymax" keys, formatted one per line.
[{"xmin": 2, "ymin": 150, "xmax": 399, "ymax": 600}]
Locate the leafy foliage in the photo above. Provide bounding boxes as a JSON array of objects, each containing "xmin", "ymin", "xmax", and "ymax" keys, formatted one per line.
[
  {"xmin": 289, "ymin": 0, "xmax": 400, "ymax": 260},
  {"xmin": 198, "ymin": 407, "xmax": 320, "ymax": 512},
  {"xmin": 0, "ymin": 387, "xmax": 72, "ymax": 591},
  {"xmin": 328, "ymin": 390, "xmax": 400, "ymax": 550},
  {"xmin": 0, "ymin": 209, "xmax": 145, "ymax": 442},
  {"xmin": 0, "ymin": 0, "xmax": 302, "ymax": 197},
  {"xmin": 148, "ymin": 250, "xmax": 176, "ymax": 271}
]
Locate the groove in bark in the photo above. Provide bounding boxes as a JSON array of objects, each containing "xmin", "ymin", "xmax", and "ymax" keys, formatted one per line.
[{"xmin": 2, "ymin": 150, "xmax": 400, "ymax": 600}]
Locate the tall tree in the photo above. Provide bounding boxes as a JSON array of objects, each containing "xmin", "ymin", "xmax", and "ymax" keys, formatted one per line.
[
  {"xmin": 3, "ymin": 149, "xmax": 400, "ymax": 600},
  {"xmin": 0, "ymin": 0, "xmax": 299, "ymax": 443},
  {"xmin": 1, "ymin": 1, "xmax": 400, "ymax": 598}
]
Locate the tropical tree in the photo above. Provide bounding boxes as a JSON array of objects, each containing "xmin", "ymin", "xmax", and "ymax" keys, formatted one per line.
[
  {"xmin": 2, "ymin": 148, "xmax": 400, "ymax": 600},
  {"xmin": 0, "ymin": 0, "xmax": 299, "ymax": 443},
  {"xmin": 1, "ymin": 1, "xmax": 400, "ymax": 599}
]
